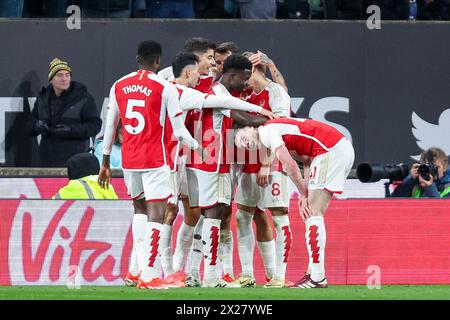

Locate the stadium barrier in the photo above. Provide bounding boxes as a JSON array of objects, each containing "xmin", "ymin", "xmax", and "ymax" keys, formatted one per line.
[
  {"xmin": 0, "ymin": 198, "xmax": 448, "ymax": 286},
  {"xmin": 1, "ymin": 20, "xmax": 449, "ymax": 167},
  {"xmin": 0, "ymin": 167, "xmax": 391, "ymax": 200}
]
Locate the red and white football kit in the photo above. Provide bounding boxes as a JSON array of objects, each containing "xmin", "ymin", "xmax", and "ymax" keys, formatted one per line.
[
  {"xmin": 185, "ymin": 82, "xmax": 265, "ymax": 208},
  {"xmin": 103, "ymin": 70, "xmax": 198, "ymax": 202},
  {"xmin": 235, "ymin": 81, "xmax": 291, "ymax": 209},
  {"xmin": 164, "ymin": 81, "xmax": 265, "ymax": 206},
  {"xmin": 258, "ymin": 118, "xmax": 355, "ymax": 194},
  {"xmin": 158, "ymin": 68, "xmax": 215, "ymax": 204},
  {"xmin": 166, "ymin": 84, "xmax": 206, "ymax": 205}
]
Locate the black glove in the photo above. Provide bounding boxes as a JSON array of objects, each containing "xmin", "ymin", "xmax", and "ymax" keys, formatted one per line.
[
  {"xmin": 51, "ymin": 124, "xmax": 72, "ymax": 138},
  {"xmin": 33, "ymin": 120, "xmax": 50, "ymax": 136}
]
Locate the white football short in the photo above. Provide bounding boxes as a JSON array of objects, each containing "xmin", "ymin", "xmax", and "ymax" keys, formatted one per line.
[
  {"xmin": 230, "ymin": 163, "xmax": 242, "ymax": 201},
  {"xmin": 167, "ymin": 155, "xmax": 189, "ymax": 205},
  {"xmin": 308, "ymin": 138, "xmax": 355, "ymax": 194},
  {"xmin": 167, "ymin": 171, "xmax": 179, "ymax": 205},
  {"xmin": 235, "ymin": 171, "xmax": 289, "ymax": 209},
  {"xmin": 186, "ymin": 169, "xmax": 232, "ymax": 208},
  {"xmin": 178, "ymin": 155, "xmax": 189, "ymax": 197},
  {"xmin": 123, "ymin": 166, "xmax": 171, "ymax": 202}
]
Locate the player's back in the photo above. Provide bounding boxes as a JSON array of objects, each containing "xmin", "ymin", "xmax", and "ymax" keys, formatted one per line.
[
  {"xmin": 263, "ymin": 117, "xmax": 345, "ymax": 157},
  {"xmin": 114, "ymin": 69, "xmax": 172, "ymax": 170}
]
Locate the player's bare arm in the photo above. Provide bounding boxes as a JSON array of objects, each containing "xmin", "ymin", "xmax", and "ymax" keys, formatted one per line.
[
  {"xmin": 98, "ymin": 154, "xmax": 111, "ymax": 190},
  {"xmin": 249, "ymin": 51, "xmax": 288, "ymax": 92},
  {"xmin": 230, "ymin": 110, "xmax": 274, "ymax": 127},
  {"xmin": 298, "ymin": 155, "xmax": 312, "ymax": 196},
  {"xmin": 257, "ymin": 148, "xmax": 276, "ymax": 188},
  {"xmin": 275, "ymin": 144, "xmax": 312, "ymax": 219},
  {"xmin": 275, "ymin": 144, "xmax": 311, "ymax": 219},
  {"xmin": 297, "ymin": 156, "xmax": 312, "ymax": 219},
  {"xmin": 98, "ymin": 86, "xmax": 121, "ymax": 190},
  {"xmin": 166, "ymin": 85, "xmax": 202, "ymax": 153},
  {"xmin": 202, "ymin": 94, "xmax": 276, "ymax": 120}
]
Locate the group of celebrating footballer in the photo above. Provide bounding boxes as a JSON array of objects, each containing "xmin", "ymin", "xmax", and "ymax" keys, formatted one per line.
[{"xmin": 98, "ymin": 37, "xmax": 355, "ymax": 289}]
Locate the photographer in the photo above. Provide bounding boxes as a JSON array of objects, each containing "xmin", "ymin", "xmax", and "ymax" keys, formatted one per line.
[{"xmin": 391, "ymin": 147, "xmax": 450, "ymax": 198}]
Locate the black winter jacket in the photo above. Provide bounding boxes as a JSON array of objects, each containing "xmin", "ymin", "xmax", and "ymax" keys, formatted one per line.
[{"xmin": 27, "ymin": 81, "xmax": 101, "ymax": 167}]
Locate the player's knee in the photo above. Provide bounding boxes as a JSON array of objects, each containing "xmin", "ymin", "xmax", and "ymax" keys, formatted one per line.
[
  {"xmin": 204, "ymin": 205, "xmax": 224, "ymax": 220},
  {"xmin": 270, "ymin": 207, "xmax": 288, "ymax": 216},
  {"xmin": 236, "ymin": 208, "xmax": 252, "ymax": 226},
  {"xmin": 164, "ymin": 204, "xmax": 179, "ymax": 225},
  {"xmin": 221, "ymin": 210, "xmax": 232, "ymax": 230},
  {"xmin": 132, "ymin": 199, "xmax": 146, "ymax": 213},
  {"xmin": 238, "ymin": 204, "xmax": 254, "ymax": 214},
  {"xmin": 253, "ymin": 213, "xmax": 270, "ymax": 227}
]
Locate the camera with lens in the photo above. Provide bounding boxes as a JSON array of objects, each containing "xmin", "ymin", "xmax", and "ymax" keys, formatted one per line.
[
  {"xmin": 356, "ymin": 162, "xmax": 438, "ymax": 183},
  {"xmin": 357, "ymin": 163, "xmax": 411, "ymax": 198},
  {"xmin": 356, "ymin": 150, "xmax": 442, "ymax": 197},
  {"xmin": 356, "ymin": 163, "xmax": 410, "ymax": 183},
  {"xmin": 417, "ymin": 163, "xmax": 438, "ymax": 181},
  {"xmin": 416, "ymin": 150, "xmax": 439, "ymax": 182}
]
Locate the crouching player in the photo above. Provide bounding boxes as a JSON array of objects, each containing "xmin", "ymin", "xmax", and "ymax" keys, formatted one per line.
[{"xmin": 235, "ymin": 118, "xmax": 355, "ymax": 288}]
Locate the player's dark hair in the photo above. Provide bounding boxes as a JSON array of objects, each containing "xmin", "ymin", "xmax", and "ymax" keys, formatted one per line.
[
  {"xmin": 184, "ymin": 37, "xmax": 216, "ymax": 55},
  {"xmin": 216, "ymin": 42, "xmax": 239, "ymax": 55},
  {"xmin": 222, "ymin": 54, "xmax": 252, "ymax": 74},
  {"xmin": 172, "ymin": 52, "xmax": 199, "ymax": 78},
  {"xmin": 137, "ymin": 40, "xmax": 162, "ymax": 64}
]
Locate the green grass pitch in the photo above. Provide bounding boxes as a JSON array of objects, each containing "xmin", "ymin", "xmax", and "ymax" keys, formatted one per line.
[{"xmin": 0, "ymin": 285, "xmax": 448, "ymax": 300}]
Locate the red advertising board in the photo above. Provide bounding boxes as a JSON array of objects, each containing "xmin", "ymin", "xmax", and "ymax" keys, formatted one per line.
[{"xmin": 0, "ymin": 199, "xmax": 448, "ymax": 286}]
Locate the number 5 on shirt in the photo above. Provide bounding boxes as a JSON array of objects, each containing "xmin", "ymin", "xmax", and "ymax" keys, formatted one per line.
[{"xmin": 125, "ymin": 99, "xmax": 145, "ymax": 135}]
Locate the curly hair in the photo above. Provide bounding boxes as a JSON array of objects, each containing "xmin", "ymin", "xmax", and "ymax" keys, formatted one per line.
[
  {"xmin": 222, "ymin": 54, "xmax": 252, "ymax": 74},
  {"xmin": 420, "ymin": 147, "xmax": 448, "ymax": 166}
]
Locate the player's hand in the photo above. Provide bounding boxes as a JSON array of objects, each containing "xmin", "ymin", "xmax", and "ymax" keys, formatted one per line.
[
  {"xmin": 249, "ymin": 52, "xmax": 262, "ymax": 66},
  {"xmin": 259, "ymin": 108, "xmax": 277, "ymax": 120},
  {"xmin": 257, "ymin": 166, "xmax": 270, "ymax": 187},
  {"xmin": 202, "ymin": 148, "xmax": 209, "ymax": 162},
  {"xmin": 298, "ymin": 197, "xmax": 312, "ymax": 221},
  {"xmin": 195, "ymin": 147, "xmax": 208, "ymax": 163},
  {"xmin": 98, "ymin": 165, "xmax": 111, "ymax": 190},
  {"xmin": 258, "ymin": 51, "xmax": 274, "ymax": 66},
  {"xmin": 249, "ymin": 51, "xmax": 274, "ymax": 67},
  {"xmin": 410, "ymin": 163, "xmax": 420, "ymax": 179},
  {"xmin": 418, "ymin": 174, "xmax": 433, "ymax": 188}
]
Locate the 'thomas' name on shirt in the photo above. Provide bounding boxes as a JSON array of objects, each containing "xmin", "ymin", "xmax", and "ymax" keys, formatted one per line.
[{"xmin": 121, "ymin": 84, "xmax": 152, "ymax": 96}]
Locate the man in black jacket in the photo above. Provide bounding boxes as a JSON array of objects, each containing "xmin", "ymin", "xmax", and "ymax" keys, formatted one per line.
[{"xmin": 28, "ymin": 58, "xmax": 101, "ymax": 167}]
